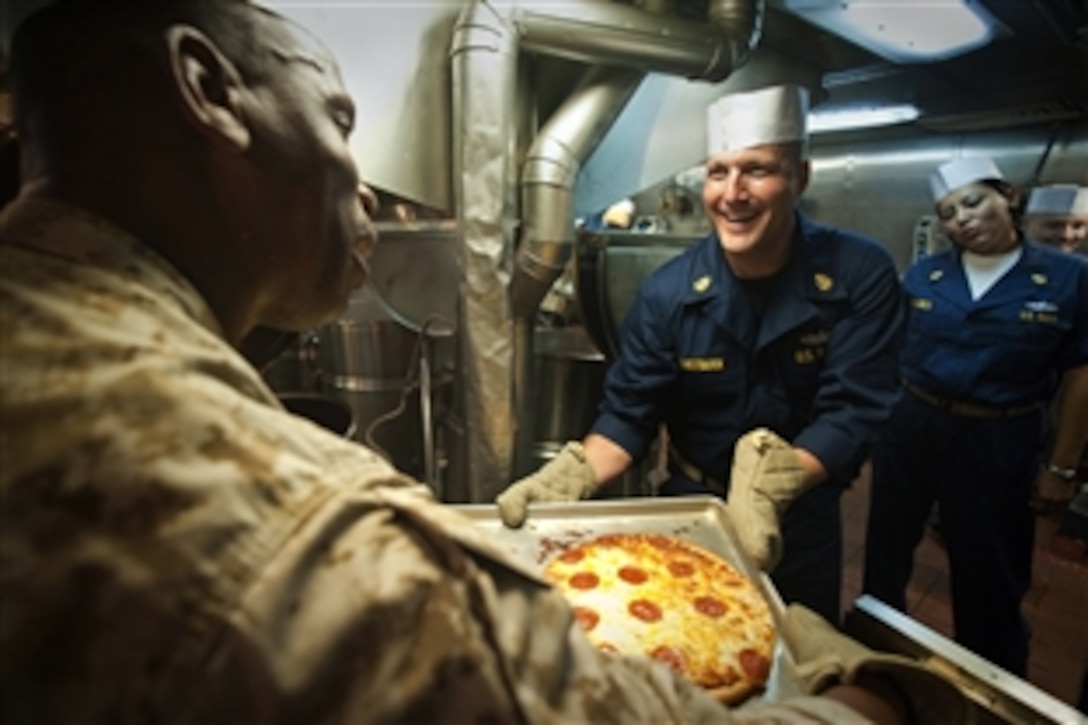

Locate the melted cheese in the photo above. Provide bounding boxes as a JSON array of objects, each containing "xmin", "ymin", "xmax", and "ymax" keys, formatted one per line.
[{"xmin": 544, "ymin": 534, "xmax": 774, "ymax": 689}]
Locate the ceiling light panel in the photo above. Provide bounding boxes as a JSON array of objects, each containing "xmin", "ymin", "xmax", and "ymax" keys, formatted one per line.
[
  {"xmin": 783, "ymin": 0, "xmax": 1006, "ymax": 63},
  {"xmin": 809, "ymin": 103, "xmax": 921, "ymax": 133}
]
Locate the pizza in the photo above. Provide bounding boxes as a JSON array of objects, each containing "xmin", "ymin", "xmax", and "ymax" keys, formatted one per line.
[{"xmin": 542, "ymin": 532, "xmax": 775, "ymax": 705}]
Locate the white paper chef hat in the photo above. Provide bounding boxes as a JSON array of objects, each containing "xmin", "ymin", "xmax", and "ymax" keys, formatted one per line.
[
  {"xmin": 602, "ymin": 198, "xmax": 635, "ymax": 228},
  {"xmin": 1026, "ymin": 184, "xmax": 1088, "ymax": 216},
  {"xmin": 929, "ymin": 157, "xmax": 1004, "ymax": 202},
  {"xmin": 707, "ymin": 84, "xmax": 809, "ymax": 156}
]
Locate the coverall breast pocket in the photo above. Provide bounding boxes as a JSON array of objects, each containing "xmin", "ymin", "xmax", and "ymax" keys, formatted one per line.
[{"xmin": 679, "ymin": 367, "xmax": 740, "ymax": 412}]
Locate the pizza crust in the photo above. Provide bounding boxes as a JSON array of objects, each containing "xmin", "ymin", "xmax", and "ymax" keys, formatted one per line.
[{"xmin": 707, "ymin": 679, "xmax": 761, "ymax": 707}]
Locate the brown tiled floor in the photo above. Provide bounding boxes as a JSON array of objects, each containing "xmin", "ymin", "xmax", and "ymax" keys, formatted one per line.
[{"xmin": 840, "ymin": 468, "xmax": 1088, "ymax": 709}]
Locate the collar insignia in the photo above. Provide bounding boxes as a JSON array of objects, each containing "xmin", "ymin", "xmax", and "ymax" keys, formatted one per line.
[
  {"xmin": 929, "ymin": 270, "xmax": 944, "ymax": 281},
  {"xmin": 1031, "ymin": 273, "xmax": 1048, "ymax": 285},
  {"xmin": 693, "ymin": 275, "xmax": 712, "ymax": 293},
  {"xmin": 814, "ymin": 273, "xmax": 834, "ymax": 292}
]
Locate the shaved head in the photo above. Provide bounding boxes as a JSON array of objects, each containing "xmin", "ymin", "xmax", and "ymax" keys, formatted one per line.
[{"xmin": 10, "ymin": 1, "xmax": 294, "ymax": 140}]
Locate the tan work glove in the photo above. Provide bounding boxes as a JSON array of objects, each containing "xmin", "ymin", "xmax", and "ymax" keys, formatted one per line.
[
  {"xmin": 496, "ymin": 441, "xmax": 597, "ymax": 527},
  {"xmin": 726, "ymin": 428, "xmax": 806, "ymax": 571},
  {"xmin": 783, "ymin": 604, "xmax": 973, "ymax": 724}
]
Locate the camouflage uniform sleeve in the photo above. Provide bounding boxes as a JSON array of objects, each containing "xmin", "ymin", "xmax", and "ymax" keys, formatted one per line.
[{"xmin": 196, "ymin": 483, "xmax": 718, "ymax": 722}]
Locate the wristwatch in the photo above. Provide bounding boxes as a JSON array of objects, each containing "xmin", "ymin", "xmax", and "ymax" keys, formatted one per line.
[{"xmin": 1046, "ymin": 463, "xmax": 1078, "ymax": 481}]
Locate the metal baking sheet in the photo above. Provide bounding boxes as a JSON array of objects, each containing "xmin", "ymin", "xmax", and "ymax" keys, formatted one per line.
[{"xmin": 450, "ymin": 494, "xmax": 805, "ymax": 706}]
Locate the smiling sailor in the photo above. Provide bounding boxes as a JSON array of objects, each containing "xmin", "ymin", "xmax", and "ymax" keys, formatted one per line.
[
  {"xmin": 497, "ymin": 83, "xmax": 905, "ymax": 625},
  {"xmin": 863, "ymin": 157, "xmax": 1088, "ymax": 677},
  {"xmin": 1023, "ymin": 182, "xmax": 1088, "ymax": 254}
]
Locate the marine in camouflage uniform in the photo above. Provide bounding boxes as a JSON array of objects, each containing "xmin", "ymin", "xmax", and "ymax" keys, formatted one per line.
[{"xmin": 0, "ymin": 199, "xmax": 862, "ymax": 722}]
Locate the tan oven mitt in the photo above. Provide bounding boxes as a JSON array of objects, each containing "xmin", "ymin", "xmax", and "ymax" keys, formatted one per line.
[
  {"xmin": 725, "ymin": 427, "xmax": 806, "ymax": 571},
  {"xmin": 783, "ymin": 604, "xmax": 973, "ymax": 724},
  {"xmin": 496, "ymin": 441, "xmax": 596, "ymax": 527}
]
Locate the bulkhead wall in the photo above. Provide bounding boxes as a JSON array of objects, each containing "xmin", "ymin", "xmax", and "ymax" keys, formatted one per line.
[
  {"xmin": 267, "ymin": 2, "xmax": 459, "ymax": 213},
  {"xmin": 804, "ymin": 121, "xmax": 1088, "ymax": 271}
]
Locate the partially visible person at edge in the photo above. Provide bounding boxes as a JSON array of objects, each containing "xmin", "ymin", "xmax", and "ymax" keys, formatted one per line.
[
  {"xmin": 496, "ymin": 83, "xmax": 905, "ymax": 627},
  {"xmin": 1025, "ymin": 182, "xmax": 1088, "ymax": 714},
  {"xmin": 1023, "ymin": 183, "xmax": 1088, "ymax": 255},
  {"xmin": 1023, "ymin": 183, "xmax": 1088, "ymax": 513},
  {"xmin": 862, "ymin": 157, "xmax": 1088, "ymax": 677},
  {"xmin": 0, "ymin": 1, "xmax": 968, "ymax": 722}
]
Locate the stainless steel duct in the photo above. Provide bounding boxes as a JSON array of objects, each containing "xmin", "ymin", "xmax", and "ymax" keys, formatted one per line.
[
  {"xmin": 452, "ymin": 0, "xmax": 764, "ymax": 500},
  {"xmin": 513, "ymin": 0, "xmax": 762, "ymax": 82},
  {"xmin": 510, "ymin": 65, "xmax": 645, "ymax": 476},
  {"xmin": 450, "ymin": 2, "xmax": 520, "ymax": 502},
  {"xmin": 510, "ymin": 66, "xmax": 645, "ymax": 318}
]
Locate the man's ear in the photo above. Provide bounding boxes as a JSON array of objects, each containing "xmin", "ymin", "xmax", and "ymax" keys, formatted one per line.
[
  {"xmin": 796, "ymin": 159, "xmax": 811, "ymax": 195},
  {"xmin": 165, "ymin": 25, "xmax": 251, "ymax": 151},
  {"xmin": 1005, "ymin": 187, "xmax": 1022, "ymax": 210}
]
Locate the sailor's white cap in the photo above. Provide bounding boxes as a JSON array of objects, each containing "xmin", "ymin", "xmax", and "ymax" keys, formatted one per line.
[
  {"xmin": 1026, "ymin": 184, "xmax": 1088, "ymax": 216},
  {"xmin": 707, "ymin": 84, "xmax": 809, "ymax": 156},
  {"xmin": 929, "ymin": 157, "xmax": 1004, "ymax": 202},
  {"xmin": 602, "ymin": 198, "xmax": 635, "ymax": 228}
]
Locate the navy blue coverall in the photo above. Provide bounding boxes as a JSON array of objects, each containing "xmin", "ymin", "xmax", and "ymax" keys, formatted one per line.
[
  {"xmin": 590, "ymin": 213, "xmax": 904, "ymax": 624},
  {"xmin": 863, "ymin": 240, "xmax": 1088, "ymax": 676}
]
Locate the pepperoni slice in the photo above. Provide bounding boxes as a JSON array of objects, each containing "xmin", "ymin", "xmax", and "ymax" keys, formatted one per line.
[
  {"xmin": 569, "ymin": 571, "xmax": 599, "ymax": 590},
  {"xmin": 628, "ymin": 598, "xmax": 662, "ymax": 622},
  {"xmin": 558, "ymin": 548, "xmax": 586, "ymax": 564},
  {"xmin": 572, "ymin": 606, "xmax": 600, "ymax": 632},
  {"xmin": 618, "ymin": 566, "xmax": 648, "ymax": 584},
  {"xmin": 739, "ymin": 648, "xmax": 771, "ymax": 684},
  {"xmin": 650, "ymin": 645, "xmax": 687, "ymax": 673},
  {"xmin": 649, "ymin": 537, "xmax": 672, "ymax": 551},
  {"xmin": 667, "ymin": 560, "xmax": 694, "ymax": 578},
  {"xmin": 693, "ymin": 596, "xmax": 727, "ymax": 617}
]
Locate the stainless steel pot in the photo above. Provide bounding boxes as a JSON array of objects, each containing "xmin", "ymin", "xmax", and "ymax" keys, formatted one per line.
[
  {"xmin": 531, "ymin": 325, "xmax": 606, "ymax": 464},
  {"xmin": 530, "ymin": 324, "xmax": 657, "ymax": 499},
  {"xmin": 316, "ymin": 319, "xmax": 418, "ymax": 383},
  {"xmin": 313, "ymin": 287, "xmax": 445, "ymax": 482},
  {"xmin": 316, "ymin": 317, "xmax": 422, "ymax": 467}
]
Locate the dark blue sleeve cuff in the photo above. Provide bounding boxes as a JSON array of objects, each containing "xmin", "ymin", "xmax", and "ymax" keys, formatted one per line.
[{"xmin": 590, "ymin": 412, "xmax": 654, "ymax": 463}]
